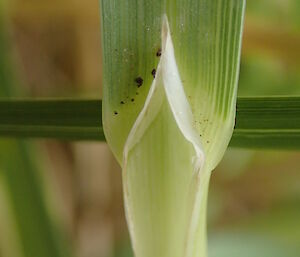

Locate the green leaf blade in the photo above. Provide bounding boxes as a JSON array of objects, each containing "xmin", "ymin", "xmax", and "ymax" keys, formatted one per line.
[{"xmin": 0, "ymin": 97, "xmax": 300, "ymax": 149}]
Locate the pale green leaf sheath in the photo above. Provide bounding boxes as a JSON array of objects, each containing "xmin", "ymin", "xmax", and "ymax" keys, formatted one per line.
[{"xmin": 100, "ymin": 1, "xmax": 245, "ymax": 257}]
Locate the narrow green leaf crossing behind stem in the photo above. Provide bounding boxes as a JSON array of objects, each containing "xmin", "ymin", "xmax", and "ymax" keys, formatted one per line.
[{"xmin": 0, "ymin": 97, "xmax": 299, "ymax": 149}]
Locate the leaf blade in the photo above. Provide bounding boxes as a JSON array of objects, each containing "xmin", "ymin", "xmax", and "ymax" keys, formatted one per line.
[{"xmin": 1, "ymin": 97, "xmax": 299, "ymax": 149}]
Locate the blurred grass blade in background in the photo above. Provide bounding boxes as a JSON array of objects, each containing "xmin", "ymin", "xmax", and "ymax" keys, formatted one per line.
[
  {"xmin": 1, "ymin": 97, "xmax": 300, "ymax": 149},
  {"xmin": 100, "ymin": 1, "xmax": 245, "ymax": 257},
  {"xmin": 0, "ymin": 5, "xmax": 70, "ymax": 257},
  {"xmin": 0, "ymin": 141, "xmax": 69, "ymax": 257}
]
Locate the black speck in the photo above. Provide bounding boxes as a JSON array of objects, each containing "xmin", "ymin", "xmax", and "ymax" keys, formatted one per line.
[
  {"xmin": 114, "ymin": 111, "xmax": 118, "ymax": 115},
  {"xmin": 120, "ymin": 101, "xmax": 125, "ymax": 104},
  {"xmin": 151, "ymin": 69, "xmax": 156, "ymax": 78},
  {"xmin": 207, "ymin": 140, "xmax": 210, "ymax": 143},
  {"xmin": 131, "ymin": 98, "xmax": 135, "ymax": 102},
  {"xmin": 156, "ymin": 48, "xmax": 162, "ymax": 57},
  {"xmin": 135, "ymin": 77, "xmax": 143, "ymax": 87}
]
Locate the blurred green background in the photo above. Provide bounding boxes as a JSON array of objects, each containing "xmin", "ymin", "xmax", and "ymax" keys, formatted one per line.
[{"xmin": 0, "ymin": 0, "xmax": 300, "ymax": 257}]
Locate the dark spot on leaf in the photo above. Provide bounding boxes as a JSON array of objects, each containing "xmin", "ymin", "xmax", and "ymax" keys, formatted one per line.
[
  {"xmin": 135, "ymin": 77, "xmax": 143, "ymax": 87},
  {"xmin": 120, "ymin": 101, "xmax": 125, "ymax": 104},
  {"xmin": 156, "ymin": 48, "xmax": 162, "ymax": 57},
  {"xmin": 151, "ymin": 69, "xmax": 156, "ymax": 78},
  {"xmin": 114, "ymin": 111, "xmax": 118, "ymax": 115},
  {"xmin": 131, "ymin": 98, "xmax": 135, "ymax": 102}
]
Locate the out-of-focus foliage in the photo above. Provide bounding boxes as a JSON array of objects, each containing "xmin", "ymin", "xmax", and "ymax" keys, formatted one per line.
[
  {"xmin": 209, "ymin": 205, "xmax": 300, "ymax": 257},
  {"xmin": 0, "ymin": 9, "xmax": 69, "ymax": 257},
  {"xmin": 246, "ymin": 0, "xmax": 300, "ymax": 30},
  {"xmin": 239, "ymin": 0, "xmax": 300, "ymax": 96},
  {"xmin": 239, "ymin": 56, "xmax": 300, "ymax": 96}
]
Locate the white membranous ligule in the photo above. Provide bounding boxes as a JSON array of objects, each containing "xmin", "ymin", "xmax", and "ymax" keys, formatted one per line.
[
  {"xmin": 123, "ymin": 17, "xmax": 211, "ymax": 257},
  {"xmin": 124, "ymin": 16, "xmax": 205, "ymax": 170}
]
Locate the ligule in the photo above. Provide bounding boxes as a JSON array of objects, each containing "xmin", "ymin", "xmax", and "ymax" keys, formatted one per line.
[{"xmin": 123, "ymin": 17, "xmax": 205, "ymax": 257}]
